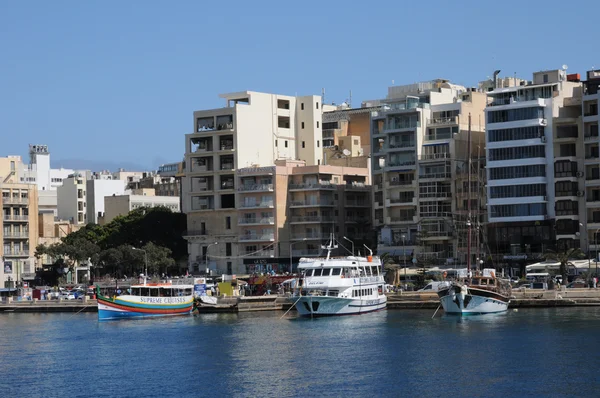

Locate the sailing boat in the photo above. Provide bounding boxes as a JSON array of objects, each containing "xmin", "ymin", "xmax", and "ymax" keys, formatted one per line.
[{"xmin": 437, "ymin": 114, "xmax": 511, "ymax": 314}]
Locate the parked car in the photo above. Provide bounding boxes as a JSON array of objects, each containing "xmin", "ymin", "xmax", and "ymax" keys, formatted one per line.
[
  {"xmin": 567, "ymin": 280, "xmax": 586, "ymax": 288},
  {"xmin": 60, "ymin": 292, "xmax": 76, "ymax": 300}
]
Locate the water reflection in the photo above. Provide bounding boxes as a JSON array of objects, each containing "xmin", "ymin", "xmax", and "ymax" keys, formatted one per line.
[{"xmin": 1, "ymin": 308, "xmax": 600, "ymax": 397}]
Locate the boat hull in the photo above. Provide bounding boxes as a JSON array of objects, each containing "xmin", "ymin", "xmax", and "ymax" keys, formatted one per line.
[
  {"xmin": 294, "ymin": 295, "xmax": 387, "ymax": 317},
  {"xmin": 97, "ymin": 297, "xmax": 194, "ymax": 321},
  {"xmin": 438, "ymin": 286, "xmax": 509, "ymax": 315}
]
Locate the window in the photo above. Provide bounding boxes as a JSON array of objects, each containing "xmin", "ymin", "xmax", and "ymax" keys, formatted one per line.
[
  {"xmin": 316, "ymin": 121, "xmax": 320, "ymax": 128},
  {"xmin": 226, "ymin": 216, "xmax": 231, "ymax": 229},
  {"xmin": 488, "ymin": 126, "xmax": 544, "ymax": 142},
  {"xmin": 226, "ymin": 242, "xmax": 232, "ymax": 256},
  {"xmin": 301, "ymin": 103, "xmax": 304, "ymax": 110},
  {"xmin": 490, "ymin": 184, "xmax": 546, "ymax": 199},
  {"xmin": 489, "ymin": 145, "xmax": 545, "ymax": 161},
  {"xmin": 354, "ymin": 139, "xmax": 358, "ymax": 145},
  {"xmin": 285, "ymin": 141, "xmax": 288, "ymax": 148},
  {"xmin": 489, "ymin": 165, "xmax": 546, "ymax": 180},
  {"xmin": 317, "ymin": 140, "xmax": 320, "ymax": 147},
  {"xmin": 316, "ymin": 102, "xmax": 319, "ymax": 109},
  {"xmin": 332, "ymin": 268, "xmax": 341, "ymax": 276},
  {"xmin": 275, "ymin": 140, "xmax": 278, "ymax": 147},
  {"xmin": 487, "ymin": 107, "xmax": 544, "ymax": 124},
  {"xmin": 302, "ymin": 122, "xmax": 305, "ymax": 129},
  {"xmin": 302, "ymin": 141, "xmax": 305, "ymax": 148},
  {"xmin": 543, "ymin": 74, "xmax": 548, "ymax": 83}
]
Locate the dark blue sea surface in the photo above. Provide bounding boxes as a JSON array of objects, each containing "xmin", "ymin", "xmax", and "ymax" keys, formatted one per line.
[{"xmin": 1, "ymin": 308, "xmax": 599, "ymax": 397}]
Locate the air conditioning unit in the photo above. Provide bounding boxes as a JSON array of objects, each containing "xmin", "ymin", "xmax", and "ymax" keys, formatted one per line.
[
  {"xmin": 576, "ymin": 171, "xmax": 584, "ymax": 178},
  {"xmin": 577, "ymin": 191, "xmax": 585, "ymax": 197},
  {"xmin": 540, "ymin": 136, "xmax": 546, "ymax": 142}
]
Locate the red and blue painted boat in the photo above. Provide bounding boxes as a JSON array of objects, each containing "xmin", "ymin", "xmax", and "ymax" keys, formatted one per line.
[{"xmin": 96, "ymin": 282, "xmax": 194, "ymax": 320}]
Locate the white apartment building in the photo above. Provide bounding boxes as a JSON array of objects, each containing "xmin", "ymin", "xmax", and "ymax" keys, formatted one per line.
[
  {"xmin": 103, "ymin": 193, "xmax": 180, "ymax": 224},
  {"xmin": 582, "ymin": 70, "xmax": 600, "ymax": 258},
  {"xmin": 485, "ymin": 69, "xmax": 584, "ymax": 266},
  {"xmin": 367, "ymin": 80, "xmax": 487, "ymax": 266},
  {"xmin": 57, "ymin": 174, "xmax": 87, "ymax": 225},
  {"xmin": 86, "ymin": 177, "xmax": 126, "ymax": 224},
  {"xmin": 183, "ymin": 91, "xmax": 333, "ymax": 274}
]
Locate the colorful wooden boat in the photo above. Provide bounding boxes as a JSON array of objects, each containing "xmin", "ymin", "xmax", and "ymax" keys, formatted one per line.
[{"xmin": 96, "ymin": 283, "xmax": 194, "ymax": 320}]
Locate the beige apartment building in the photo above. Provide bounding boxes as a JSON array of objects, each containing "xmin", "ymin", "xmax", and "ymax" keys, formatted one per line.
[
  {"xmin": 185, "ymin": 159, "xmax": 370, "ymax": 275},
  {"xmin": 366, "ymin": 79, "xmax": 487, "ymax": 266},
  {"xmin": 1, "ymin": 183, "xmax": 39, "ymax": 287},
  {"xmin": 183, "ymin": 91, "xmax": 342, "ymax": 274}
]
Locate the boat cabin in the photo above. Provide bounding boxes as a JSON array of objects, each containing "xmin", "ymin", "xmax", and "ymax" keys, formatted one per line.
[{"xmin": 130, "ymin": 285, "xmax": 193, "ymax": 297}]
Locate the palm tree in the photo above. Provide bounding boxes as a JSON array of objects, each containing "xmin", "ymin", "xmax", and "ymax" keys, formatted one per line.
[
  {"xmin": 544, "ymin": 248, "xmax": 585, "ymax": 285},
  {"xmin": 380, "ymin": 253, "xmax": 400, "ymax": 285}
]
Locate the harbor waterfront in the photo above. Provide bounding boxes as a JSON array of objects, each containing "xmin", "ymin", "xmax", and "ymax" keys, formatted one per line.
[{"xmin": 1, "ymin": 308, "xmax": 600, "ymax": 397}]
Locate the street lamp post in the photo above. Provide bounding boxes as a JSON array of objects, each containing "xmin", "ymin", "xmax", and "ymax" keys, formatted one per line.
[
  {"xmin": 401, "ymin": 234, "xmax": 406, "ymax": 287},
  {"xmin": 343, "ymin": 236, "xmax": 355, "ymax": 256},
  {"xmin": 206, "ymin": 242, "xmax": 218, "ymax": 275},
  {"xmin": 132, "ymin": 247, "xmax": 148, "ymax": 285},
  {"xmin": 289, "ymin": 238, "xmax": 307, "ymax": 274}
]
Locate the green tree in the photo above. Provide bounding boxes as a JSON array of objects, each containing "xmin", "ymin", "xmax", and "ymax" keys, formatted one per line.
[
  {"xmin": 544, "ymin": 248, "xmax": 585, "ymax": 285},
  {"xmin": 142, "ymin": 242, "xmax": 176, "ymax": 275}
]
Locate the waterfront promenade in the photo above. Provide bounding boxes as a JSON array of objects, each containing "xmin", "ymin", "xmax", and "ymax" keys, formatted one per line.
[{"xmin": 3, "ymin": 288, "xmax": 600, "ymax": 313}]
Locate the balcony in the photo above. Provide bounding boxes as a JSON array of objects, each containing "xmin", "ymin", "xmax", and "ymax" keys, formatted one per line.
[
  {"xmin": 238, "ymin": 184, "xmax": 274, "ymax": 192},
  {"xmin": 292, "ymin": 249, "xmax": 322, "ymax": 257},
  {"xmin": 419, "ymin": 173, "xmax": 452, "ymax": 180},
  {"xmin": 427, "ymin": 116, "xmax": 458, "ymax": 126},
  {"xmin": 425, "ymin": 131, "xmax": 453, "ymax": 141},
  {"xmin": 239, "ymin": 201, "xmax": 274, "ymax": 209},
  {"xmin": 291, "ymin": 233, "xmax": 327, "ymax": 241},
  {"xmin": 290, "ymin": 216, "xmax": 334, "ymax": 223},
  {"xmin": 3, "ymin": 215, "xmax": 29, "ymax": 222},
  {"xmin": 182, "ymin": 230, "xmax": 208, "ymax": 237},
  {"xmin": 388, "ymin": 216, "xmax": 416, "ymax": 224},
  {"xmin": 386, "ymin": 197, "xmax": 416, "ymax": 207},
  {"xmin": 288, "ymin": 183, "xmax": 335, "ymax": 191},
  {"xmin": 419, "ymin": 153, "xmax": 451, "ymax": 162},
  {"xmin": 386, "ymin": 160, "xmax": 416, "ymax": 168},
  {"xmin": 387, "ymin": 142, "xmax": 416, "ymax": 151},
  {"xmin": 241, "ymin": 250, "xmax": 275, "ymax": 258},
  {"xmin": 4, "ymin": 250, "xmax": 30, "ymax": 257},
  {"xmin": 220, "ymin": 163, "xmax": 234, "ymax": 171},
  {"xmin": 239, "ymin": 234, "xmax": 275, "ymax": 242},
  {"xmin": 2, "ymin": 197, "xmax": 29, "ymax": 205},
  {"xmin": 419, "ymin": 231, "xmax": 454, "ymax": 240},
  {"xmin": 344, "ymin": 183, "xmax": 370, "ymax": 191},
  {"xmin": 345, "ymin": 200, "xmax": 370, "ymax": 207},
  {"xmin": 387, "ymin": 179, "xmax": 415, "ymax": 188},
  {"xmin": 3, "ymin": 232, "xmax": 29, "ymax": 239},
  {"xmin": 384, "ymin": 121, "xmax": 420, "ymax": 132},
  {"xmin": 289, "ymin": 200, "xmax": 335, "ymax": 208},
  {"xmin": 238, "ymin": 217, "xmax": 275, "ymax": 225}
]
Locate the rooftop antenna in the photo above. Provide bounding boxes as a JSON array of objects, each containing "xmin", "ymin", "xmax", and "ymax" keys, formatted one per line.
[
  {"xmin": 349, "ymin": 89, "xmax": 352, "ymax": 108},
  {"xmin": 321, "ymin": 88, "xmax": 325, "ymax": 105}
]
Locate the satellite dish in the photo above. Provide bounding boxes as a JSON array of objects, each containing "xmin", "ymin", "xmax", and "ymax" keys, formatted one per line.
[
  {"xmin": 562, "ymin": 64, "xmax": 568, "ymax": 71},
  {"xmin": 342, "ymin": 149, "xmax": 351, "ymax": 156}
]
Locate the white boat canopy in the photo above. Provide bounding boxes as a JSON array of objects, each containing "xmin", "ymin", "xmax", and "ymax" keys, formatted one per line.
[{"xmin": 526, "ymin": 259, "xmax": 592, "ymax": 272}]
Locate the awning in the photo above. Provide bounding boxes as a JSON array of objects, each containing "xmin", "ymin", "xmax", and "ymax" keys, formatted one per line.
[{"xmin": 0, "ymin": 288, "xmax": 17, "ymax": 292}]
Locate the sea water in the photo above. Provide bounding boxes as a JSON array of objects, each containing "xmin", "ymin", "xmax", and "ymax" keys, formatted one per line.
[{"xmin": 1, "ymin": 308, "xmax": 599, "ymax": 397}]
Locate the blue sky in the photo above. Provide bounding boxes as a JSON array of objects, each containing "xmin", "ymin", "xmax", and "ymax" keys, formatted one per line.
[{"xmin": 1, "ymin": 0, "xmax": 597, "ymax": 170}]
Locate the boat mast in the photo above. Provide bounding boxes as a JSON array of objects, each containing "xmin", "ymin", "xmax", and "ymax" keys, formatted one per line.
[{"xmin": 467, "ymin": 113, "xmax": 472, "ymax": 275}]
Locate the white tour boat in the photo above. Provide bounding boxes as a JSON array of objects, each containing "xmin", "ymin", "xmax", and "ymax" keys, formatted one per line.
[{"xmin": 292, "ymin": 240, "xmax": 387, "ymax": 316}]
